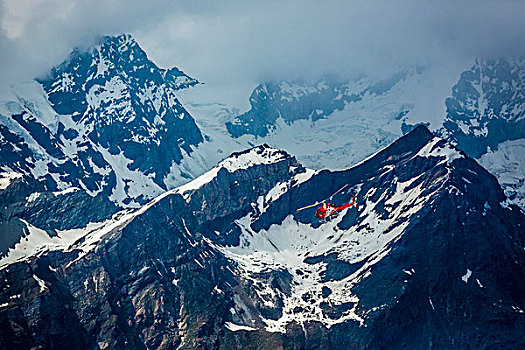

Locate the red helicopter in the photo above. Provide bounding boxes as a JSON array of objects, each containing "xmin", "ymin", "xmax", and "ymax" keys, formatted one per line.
[{"xmin": 296, "ymin": 184, "xmax": 358, "ymax": 219}]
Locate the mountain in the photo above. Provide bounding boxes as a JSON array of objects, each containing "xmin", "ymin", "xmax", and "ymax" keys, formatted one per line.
[
  {"xmin": 186, "ymin": 59, "xmax": 525, "ymax": 207},
  {"xmin": 0, "ymin": 34, "xmax": 203, "ymax": 207},
  {"xmin": 3, "ymin": 34, "xmax": 522, "ymax": 212},
  {"xmin": 1, "ymin": 126, "xmax": 523, "ymax": 349},
  {"xmin": 226, "ymin": 69, "xmax": 423, "ymax": 139},
  {"xmin": 442, "ymin": 58, "xmax": 525, "ymax": 158},
  {"xmin": 441, "ymin": 58, "xmax": 525, "ymax": 208},
  {"xmin": 183, "ymin": 65, "xmax": 461, "ymax": 171}
]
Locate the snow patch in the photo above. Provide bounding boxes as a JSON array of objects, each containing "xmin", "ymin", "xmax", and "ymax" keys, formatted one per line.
[
  {"xmin": 461, "ymin": 269, "xmax": 472, "ymax": 283},
  {"xmin": 476, "ymin": 279, "xmax": 484, "ymax": 288},
  {"xmin": 417, "ymin": 137, "xmax": 463, "ymax": 165},
  {"xmin": 215, "ymin": 162, "xmax": 438, "ymax": 333},
  {"xmin": 479, "ymin": 139, "xmax": 525, "ymax": 209},
  {"xmin": 52, "ymin": 187, "xmax": 79, "ymax": 196},
  {"xmin": 33, "ymin": 275, "xmax": 48, "ymax": 293},
  {"xmin": 225, "ymin": 322, "xmax": 257, "ymax": 332},
  {"xmin": 0, "ymin": 172, "xmax": 22, "ymax": 190},
  {"xmin": 27, "ymin": 192, "xmax": 41, "ymax": 202}
]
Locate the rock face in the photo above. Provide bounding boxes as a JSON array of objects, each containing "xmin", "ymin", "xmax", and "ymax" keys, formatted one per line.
[
  {"xmin": 442, "ymin": 58, "xmax": 525, "ymax": 158},
  {"xmin": 0, "ymin": 34, "xmax": 203, "ymax": 206},
  {"xmin": 441, "ymin": 58, "xmax": 525, "ymax": 208},
  {"xmin": 0, "ymin": 172, "xmax": 118, "ymax": 259},
  {"xmin": 1, "ymin": 127, "xmax": 523, "ymax": 349}
]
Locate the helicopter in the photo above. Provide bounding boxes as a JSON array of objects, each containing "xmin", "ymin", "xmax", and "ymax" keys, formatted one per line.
[{"xmin": 296, "ymin": 184, "xmax": 358, "ymax": 219}]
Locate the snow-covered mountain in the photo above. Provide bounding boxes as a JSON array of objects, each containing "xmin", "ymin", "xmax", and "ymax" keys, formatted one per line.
[
  {"xmin": 183, "ymin": 58, "xmax": 525, "ymax": 207},
  {"xmin": 0, "ymin": 29, "xmax": 523, "ymax": 349},
  {"xmin": 0, "ymin": 34, "xmax": 204, "ymax": 207},
  {"xmin": 2, "ymin": 34, "xmax": 522, "ymax": 211},
  {"xmin": 1, "ymin": 127, "xmax": 523, "ymax": 349},
  {"xmin": 226, "ymin": 68, "xmax": 429, "ymax": 138},
  {"xmin": 185, "ymin": 65, "xmax": 462, "ymax": 171},
  {"xmin": 442, "ymin": 58, "xmax": 525, "ymax": 157},
  {"xmin": 441, "ymin": 58, "xmax": 525, "ymax": 207}
]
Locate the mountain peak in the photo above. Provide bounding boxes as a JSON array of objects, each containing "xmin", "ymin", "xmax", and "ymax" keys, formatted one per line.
[
  {"xmin": 348, "ymin": 124, "xmax": 455, "ymax": 176},
  {"xmin": 102, "ymin": 33, "xmax": 136, "ymax": 46},
  {"xmin": 3, "ymin": 34, "xmax": 204, "ymax": 206},
  {"xmin": 42, "ymin": 33, "xmax": 198, "ymax": 107},
  {"xmin": 222, "ymin": 144, "xmax": 293, "ymax": 171},
  {"xmin": 175, "ymin": 144, "xmax": 298, "ymax": 201},
  {"xmin": 441, "ymin": 57, "xmax": 525, "ymax": 158}
]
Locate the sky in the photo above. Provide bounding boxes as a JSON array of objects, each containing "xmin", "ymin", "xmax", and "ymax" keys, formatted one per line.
[{"xmin": 1, "ymin": 0, "xmax": 525, "ymax": 87}]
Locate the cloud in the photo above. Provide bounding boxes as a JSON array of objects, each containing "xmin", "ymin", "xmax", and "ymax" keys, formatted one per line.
[
  {"xmin": 0, "ymin": 0, "xmax": 179, "ymax": 83},
  {"xmin": 1, "ymin": 0, "xmax": 525, "ymax": 86}
]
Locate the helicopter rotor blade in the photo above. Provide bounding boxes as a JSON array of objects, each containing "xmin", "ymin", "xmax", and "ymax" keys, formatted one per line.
[
  {"xmin": 296, "ymin": 184, "xmax": 350, "ymax": 213},
  {"xmin": 296, "ymin": 200, "xmax": 325, "ymax": 212},
  {"xmin": 329, "ymin": 184, "xmax": 349, "ymax": 200}
]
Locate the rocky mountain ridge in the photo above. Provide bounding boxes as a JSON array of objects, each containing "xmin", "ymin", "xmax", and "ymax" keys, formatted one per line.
[{"xmin": 1, "ymin": 126, "xmax": 523, "ymax": 349}]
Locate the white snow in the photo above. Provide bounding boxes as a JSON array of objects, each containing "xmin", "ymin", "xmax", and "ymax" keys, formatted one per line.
[
  {"xmin": 176, "ymin": 81, "xmax": 253, "ymax": 115},
  {"xmin": 417, "ymin": 137, "xmax": 463, "ymax": 165},
  {"xmin": 224, "ymin": 322, "xmax": 257, "ymax": 332},
  {"xmin": 220, "ymin": 147, "xmax": 288, "ymax": 172},
  {"xmin": 95, "ymin": 146, "xmax": 164, "ymax": 207},
  {"xmin": 461, "ymin": 269, "xmax": 472, "ymax": 283},
  {"xmin": 52, "ymin": 187, "xmax": 79, "ymax": 196},
  {"xmin": 479, "ymin": 139, "xmax": 525, "ymax": 209},
  {"xmin": 10, "ymin": 82, "xmax": 61, "ymax": 133},
  {"xmin": 0, "ymin": 172, "xmax": 22, "ymax": 190},
  {"xmin": 476, "ymin": 279, "xmax": 484, "ymax": 288},
  {"xmin": 177, "ymin": 63, "xmax": 469, "ymax": 173},
  {"xmin": 33, "ymin": 274, "xmax": 48, "ymax": 293},
  {"xmin": 27, "ymin": 192, "xmax": 41, "ymax": 202},
  {"xmin": 214, "ymin": 213, "xmax": 366, "ymax": 332}
]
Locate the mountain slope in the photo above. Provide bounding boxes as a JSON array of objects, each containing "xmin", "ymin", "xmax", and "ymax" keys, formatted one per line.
[{"xmin": 1, "ymin": 126, "xmax": 523, "ymax": 349}]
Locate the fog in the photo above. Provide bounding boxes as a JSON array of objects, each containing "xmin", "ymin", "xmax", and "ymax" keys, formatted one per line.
[{"xmin": 1, "ymin": 0, "xmax": 524, "ymax": 86}]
